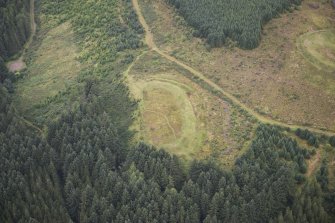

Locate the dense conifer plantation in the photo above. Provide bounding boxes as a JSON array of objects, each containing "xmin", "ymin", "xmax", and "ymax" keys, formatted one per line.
[
  {"xmin": 0, "ymin": 0, "xmax": 31, "ymax": 59},
  {"xmin": 166, "ymin": 0, "xmax": 301, "ymax": 49},
  {"xmin": 0, "ymin": 87, "xmax": 72, "ymax": 222},
  {"xmin": 1, "ymin": 82, "xmax": 332, "ymax": 222}
]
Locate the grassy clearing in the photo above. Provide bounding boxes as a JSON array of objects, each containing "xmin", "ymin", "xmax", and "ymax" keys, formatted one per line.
[
  {"xmin": 14, "ymin": 22, "xmax": 82, "ymax": 118},
  {"xmin": 130, "ymin": 78, "xmax": 204, "ymax": 159},
  {"xmin": 297, "ymin": 29, "xmax": 335, "ymax": 72},
  {"xmin": 127, "ymin": 51, "xmax": 256, "ymax": 164}
]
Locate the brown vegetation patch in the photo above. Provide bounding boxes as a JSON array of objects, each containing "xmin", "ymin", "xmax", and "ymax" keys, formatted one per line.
[
  {"xmin": 128, "ymin": 51, "xmax": 256, "ymax": 164},
  {"xmin": 140, "ymin": 0, "xmax": 335, "ymax": 131}
]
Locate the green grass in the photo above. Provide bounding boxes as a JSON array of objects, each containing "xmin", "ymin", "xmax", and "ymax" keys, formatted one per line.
[
  {"xmin": 297, "ymin": 29, "xmax": 335, "ymax": 72},
  {"xmin": 126, "ymin": 51, "xmax": 256, "ymax": 164},
  {"xmin": 14, "ymin": 22, "xmax": 82, "ymax": 119},
  {"xmin": 129, "ymin": 76, "xmax": 205, "ymax": 160}
]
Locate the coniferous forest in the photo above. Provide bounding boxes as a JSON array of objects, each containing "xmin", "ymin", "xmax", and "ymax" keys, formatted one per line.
[
  {"xmin": 1, "ymin": 0, "xmax": 335, "ymax": 222},
  {"xmin": 166, "ymin": 0, "xmax": 301, "ymax": 49},
  {"xmin": 1, "ymin": 82, "xmax": 335, "ymax": 222},
  {"xmin": 0, "ymin": 0, "xmax": 31, "ymax": 59}
]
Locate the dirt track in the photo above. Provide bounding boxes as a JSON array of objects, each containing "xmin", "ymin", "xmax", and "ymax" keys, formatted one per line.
[{"xmin": 131, "ymin": 0, "xmax": 335, "ymax": 136}]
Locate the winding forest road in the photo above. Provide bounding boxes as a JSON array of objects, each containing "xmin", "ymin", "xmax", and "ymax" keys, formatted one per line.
[{"xmin": 131, "ymin": 0, "xmax": 335, "ymax": 136}]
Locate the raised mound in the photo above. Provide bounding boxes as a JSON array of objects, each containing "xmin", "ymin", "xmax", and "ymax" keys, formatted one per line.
[
  {"xmin": 132, "ymin": 78, "xmax": 204, "ymax": 158},
  {"xmin": 297, "ymin": 29, "xmax": 335, "ymax": 72}
]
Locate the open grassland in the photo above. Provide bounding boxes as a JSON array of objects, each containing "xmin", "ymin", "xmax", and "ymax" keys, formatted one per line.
[
  {"xmin": 14, "ymin": 22, "xmax": 82, "ymax": 120},
  {"xmin": 127, "ymin": 51, "xmax": 256, "ymax": 164},
  {"xmin": 139, "ymin": 0, "xmax": 335, "ymax": 131},
  {"xmin": 297, "ymin": 29, "xmax": 335, "ymax": 72},
  {"xmin": 131, "ymin": 78, "xmax": 204, "ymax": 158}
]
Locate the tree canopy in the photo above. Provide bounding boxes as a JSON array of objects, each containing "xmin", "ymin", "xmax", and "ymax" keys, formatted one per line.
[
  {"xmin": 166, "ymin": 0, "xmax": 301, "ymax": 49},
  {"xmin": 0, "ymin": 0, "xmax": 31, "ymax": 59}
]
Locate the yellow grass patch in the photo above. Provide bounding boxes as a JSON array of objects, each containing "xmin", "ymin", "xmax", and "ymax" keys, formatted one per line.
[
  {"xmin": 297, "ymin": 30, "xmax": 335, "ymax": 72},
  {"xmin": 130, "ymin": 76, "xmax": 205, "ymax": 159}
]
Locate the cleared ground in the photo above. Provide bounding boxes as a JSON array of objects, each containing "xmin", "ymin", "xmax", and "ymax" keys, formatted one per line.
[
  {"xmin": 297, "ymin": 29, "xmax": 335, "ymax": 72},
  {"xmin": 14, "ymin": 22, "xmax": 82, "ymax": 115},
  {"xmin": 139, "ymin": 0, "xmax": 335, "ymax": 131},
  {"xmin": 127, "ymin": 51, "xmax": 256, "ymax": 164},
  {"xmin": 130, "ymin": 77, "xmax": 204, "ymax": 158},
  {"xmin": 7, "ymin": 60, "xmax": 26, "ymax": 72}
]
